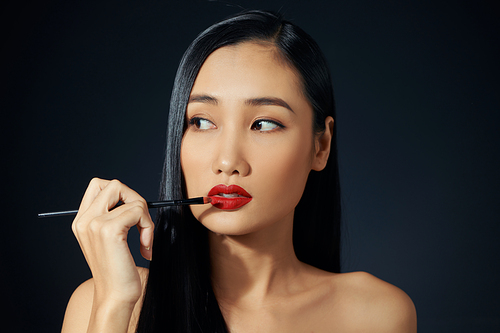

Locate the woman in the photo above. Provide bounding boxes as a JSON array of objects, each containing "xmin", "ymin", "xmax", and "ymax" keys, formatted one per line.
[{"xmin": 62, "ymin": 10, "xmax": 416, "ymax": 333}]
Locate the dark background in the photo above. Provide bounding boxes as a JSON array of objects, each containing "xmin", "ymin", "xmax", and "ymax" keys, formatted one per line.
[{"xmin": 2, "ymin": 0, "xmax": 499, "ymax": 331}]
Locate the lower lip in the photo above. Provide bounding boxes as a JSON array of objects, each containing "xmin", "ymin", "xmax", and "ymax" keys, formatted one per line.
[{"xmin": 209, "ymin": 196, "xmax": 252, "ymax": 210}]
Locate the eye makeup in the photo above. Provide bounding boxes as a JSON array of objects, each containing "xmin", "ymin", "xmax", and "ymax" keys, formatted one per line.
[
  {"xmin": 251, "ymin": 118, "xmax": 285, "ymax": 132},
  {"xmin": 187, "ymin": 115, "xmax": 286, "ymax": 134},
  {"xmin": 188, "ymin": 117, "xmax": 217, "ymax": 130}
]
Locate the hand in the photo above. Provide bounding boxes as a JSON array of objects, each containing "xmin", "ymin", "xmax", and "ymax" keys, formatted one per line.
[{"xmin": 72, "ymin": 178, "xmax": 154, "ymax": 307}]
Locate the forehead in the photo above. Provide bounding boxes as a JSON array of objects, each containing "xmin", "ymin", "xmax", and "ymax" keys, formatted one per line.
[{"xmin": 191, "ymin": 42, "xmax": 306, "ymax": 102}]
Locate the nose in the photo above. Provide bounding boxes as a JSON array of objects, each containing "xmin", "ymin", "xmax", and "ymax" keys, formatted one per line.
[{"xmin": 212, "ymin": 129, "xmax": 251, "ymax": 177}]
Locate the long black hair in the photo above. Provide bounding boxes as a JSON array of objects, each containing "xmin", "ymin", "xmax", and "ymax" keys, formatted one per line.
[{"xmin": 136, "ymin": 10, "xmax": 341, "ymax": 333}]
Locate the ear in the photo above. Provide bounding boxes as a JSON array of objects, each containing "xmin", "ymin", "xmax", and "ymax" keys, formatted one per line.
[{"xmin": 312, "ymin": 116, "xmax": 334, "ymax": 171}]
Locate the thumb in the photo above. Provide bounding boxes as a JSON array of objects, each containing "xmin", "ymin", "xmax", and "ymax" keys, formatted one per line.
[{"xmin": 138, "ymin": 222, "xmax": 154, "ymax": 261}]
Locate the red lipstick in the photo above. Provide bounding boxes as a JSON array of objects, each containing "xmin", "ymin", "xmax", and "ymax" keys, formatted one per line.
[{"xmin": 208, "ymin": 184, "xmax": 252, "ymax": 210}]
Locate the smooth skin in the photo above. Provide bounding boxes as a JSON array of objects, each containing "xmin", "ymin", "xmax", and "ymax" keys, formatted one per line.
[{"xmin": 62, "ymin": 42, "xmax": 416, "ymax": 333}]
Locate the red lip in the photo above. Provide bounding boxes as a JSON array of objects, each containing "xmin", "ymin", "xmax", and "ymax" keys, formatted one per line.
[{"xmin": 208, "ymin": 184, "xmax": 252, "ymax": 210}]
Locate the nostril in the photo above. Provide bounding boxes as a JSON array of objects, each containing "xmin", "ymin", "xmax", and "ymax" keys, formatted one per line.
[{"xmin": 217, "ymin": 168, "xmax": 240, "ymax": 175}]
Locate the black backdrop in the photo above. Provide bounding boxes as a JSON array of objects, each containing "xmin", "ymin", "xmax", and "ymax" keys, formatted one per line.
[{"xmin": 2, "ymin": 0, "xmax": 499, "ymax": 332}]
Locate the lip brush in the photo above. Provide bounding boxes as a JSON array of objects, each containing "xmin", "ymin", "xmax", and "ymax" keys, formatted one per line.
[{"xmin": 37, "ymin": 196, "xmax": 212, "ymax": 218}]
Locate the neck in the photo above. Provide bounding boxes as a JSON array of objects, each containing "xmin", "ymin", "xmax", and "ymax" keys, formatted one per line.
[{"xmin": 209, "ymin": 211, "xmax": 303, "ymax": 306}]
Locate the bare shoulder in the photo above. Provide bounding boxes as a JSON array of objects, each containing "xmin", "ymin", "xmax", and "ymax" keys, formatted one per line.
[
  {"xmin": 61, "ymin": 276, "xmax": 95, "ymax": 333},
  {"xmin": 328, "ymin": 271, "xmax": 417, "ymax": 332},
  {"xmin": 136, "ymin": 266, "xmax": 150, "ymax": 284},
  {"xmin": 61, "ymin": 267, "xmax": 150, "ymax": 333}
]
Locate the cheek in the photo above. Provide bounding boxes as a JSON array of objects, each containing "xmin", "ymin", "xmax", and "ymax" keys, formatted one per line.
[
  {"xmin": 180, "ymin": 136, "xmax": 212, "ymax": 196},
  {"xmin": 181, "ymin": 136, "xmax": 217, "ymax": 221},
  {"xmin": 252, "ymin": 133, "xmax": 314, "ymax": 210}
]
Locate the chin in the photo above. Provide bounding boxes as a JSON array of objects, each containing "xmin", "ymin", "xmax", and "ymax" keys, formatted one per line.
[{"xmin": 199, "ymin": 215, "xmax": 261, "ymax": 236}]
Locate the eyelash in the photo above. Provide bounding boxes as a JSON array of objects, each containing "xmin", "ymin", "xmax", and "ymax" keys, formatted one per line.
[
  {"xmin": 188, "ymin": 117, "xmax": 215, "ymax": 131},
  {"xmin": 187, "ymin": 117, "xmax": 285, "ymax": 132},
  {"xmin": 251, "ymin": 119, "xmax": 285, "ymax": 132}
]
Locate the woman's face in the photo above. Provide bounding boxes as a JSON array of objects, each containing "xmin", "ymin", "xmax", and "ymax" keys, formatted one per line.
[{"xmin": 181, "ymin": 42, "xmax": 326, "ymax": 236}]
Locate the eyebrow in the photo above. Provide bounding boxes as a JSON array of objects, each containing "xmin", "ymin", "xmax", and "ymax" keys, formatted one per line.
[
  {"xmin": 188, "ymin": 94, "xmax": 219, "ymax": 105},
  {"xmin": 188, "ymin": 94, "xmax": 294, "ymax": 113},
  {"xmin": 245, "ymin": 97, "xmax": 294, "ymax": 113}
]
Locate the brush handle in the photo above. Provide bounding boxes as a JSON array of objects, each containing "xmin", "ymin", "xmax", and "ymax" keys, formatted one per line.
[
  {"xmin": 38, "ymin": 210, "xmax": 79, "ymax": 218},
  {"xmin": 38, "ymin": 197, "xmax": 210, "ymax": 218},
  {"xmin": 147, "ymin": 197, "xmax": 208, "ymax": 208}
]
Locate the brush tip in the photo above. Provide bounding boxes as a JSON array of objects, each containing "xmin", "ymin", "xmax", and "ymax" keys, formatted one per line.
[{"xmin": 203, "ymin": 197, "xmax": 212, "ymax": 204}]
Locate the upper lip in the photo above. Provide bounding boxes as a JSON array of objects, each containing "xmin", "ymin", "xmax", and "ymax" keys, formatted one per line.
[{"xmin": 208, "ymin": 184, "xmax": 252, "ymax": 198}]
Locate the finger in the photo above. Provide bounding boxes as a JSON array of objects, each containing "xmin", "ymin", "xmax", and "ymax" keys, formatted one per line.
[
  {"xmin": 72, "ymin": 179, "xmax": 108, "ymax": 246},
  {"xmin": 106, "ymin": 201, "xmax": 155, "ymax": 244},
  {"xmin": 72, "ymin": 178, "xmax": 112, "ymax": 239},
  {"xmin": 108, "ymin": 201, "xmax": 154, "ymax": 261},
  {"xmin": 76, "ymin": 178, "xmax": 111, "ymax": 219},
  {"xmin": 90, "ymin": 179, "xmax": 146, "ymax": 215},
  {"xmin": 138, "ymin": 219, "xmax": 154, "ymax": 261},
  {"xmin": 115, "ymin": 203, "xmax": 154, "ymax": 260}
]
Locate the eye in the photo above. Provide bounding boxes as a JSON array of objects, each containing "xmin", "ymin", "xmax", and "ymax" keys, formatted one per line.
[
  {"xmin": 251, "ymin": 119, "xmax": 284, "ymax": 132},
  {"xmin": 188, "ymin": 117, "xmax": 216, "ymax": 130}
]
